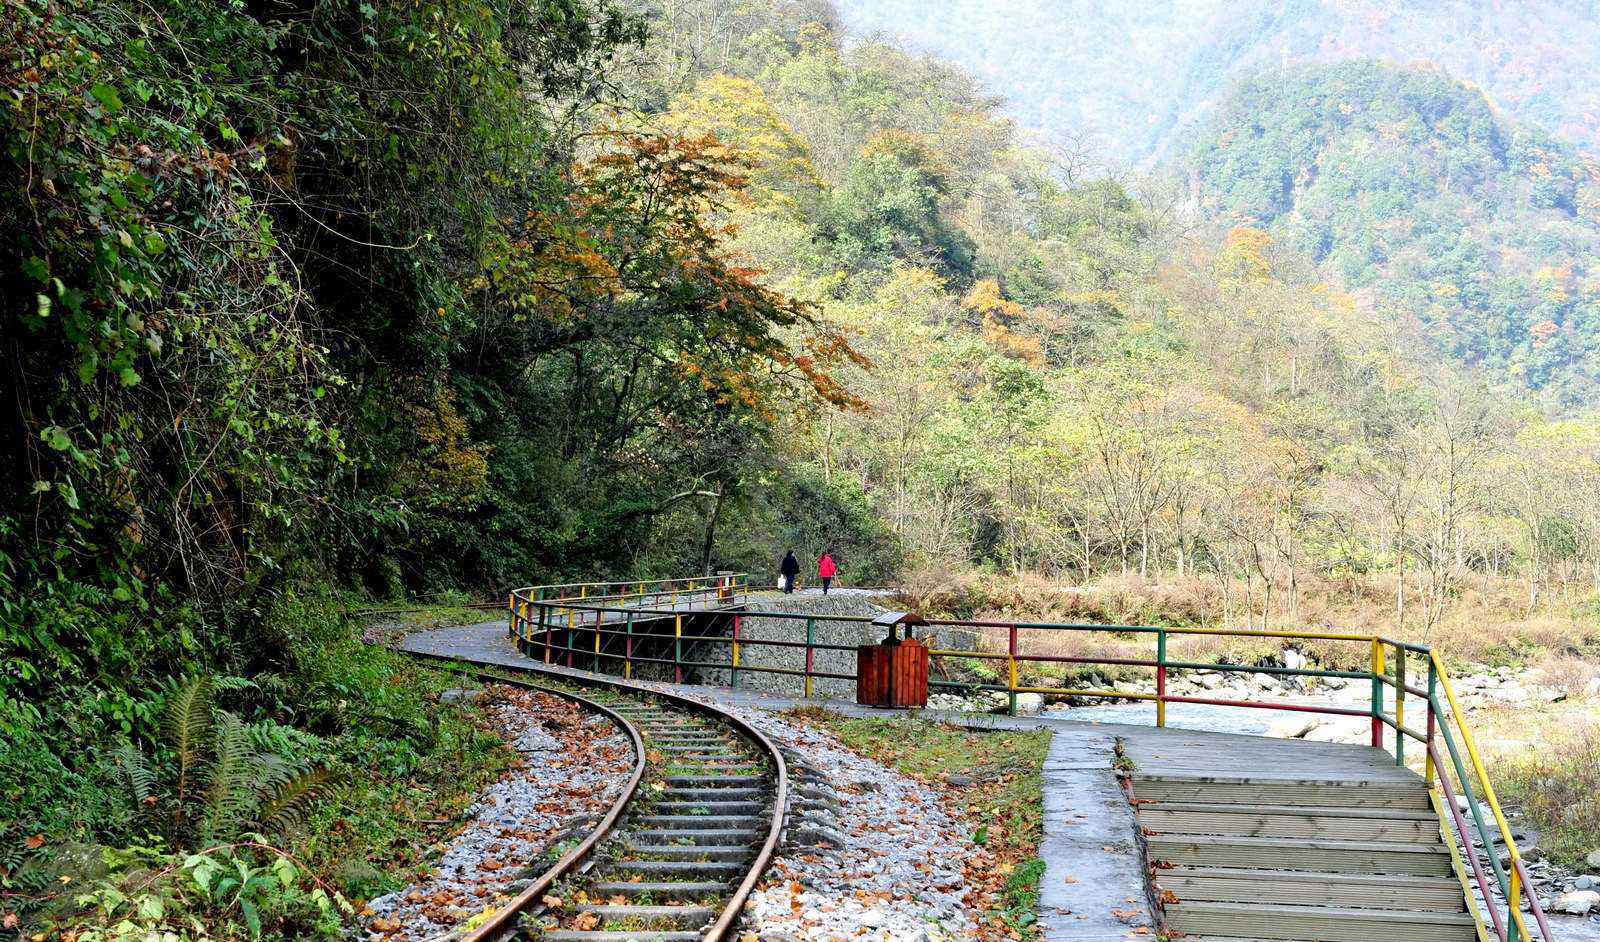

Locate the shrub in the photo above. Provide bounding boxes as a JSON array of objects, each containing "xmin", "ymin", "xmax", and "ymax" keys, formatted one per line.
[
  {"xmin": 1495, "ymin": 722, "xmax": 1600, "ymax": 870},
  {"xmin": 114, "ymin": 677, "xmax": 331, "ymax": 851}
]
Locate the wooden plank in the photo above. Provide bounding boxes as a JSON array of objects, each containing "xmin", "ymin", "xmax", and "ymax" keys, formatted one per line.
[
  {"xmin": 1160, "ymin": 867, "xmax": 1467, "ymax": 911},
  {"xmin": 1147, "ymin": 834, "xmax": 1454, "ymax": 876},
  {"xmin": 1139, "ymin": 805, "xmax": 1442, "ymax": 842},
  {"xmin": 1168, "ymin": 900, "xmax": 1477, "ymax": 942}
]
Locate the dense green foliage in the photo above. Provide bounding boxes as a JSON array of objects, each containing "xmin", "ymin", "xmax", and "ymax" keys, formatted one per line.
[
  {"xmin": 0, "ymin": 0, "xmax": 868, "ymax": 934},
  {"xmin": 0, "ymin": 0, "xmax": 875, "ymax": 742},
  {"xmin": 617, "ymin": 2, "xmax": 1600, "ymax": 650},
  {"xmin": 1190, "ymin": 60, "xmax": 1600, "ymax": 402}
]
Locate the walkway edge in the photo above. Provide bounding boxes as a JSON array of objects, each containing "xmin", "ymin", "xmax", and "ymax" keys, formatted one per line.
[{"xmin": 1036, "ymin": 727, "xmax": 1157, "ymax": 942}]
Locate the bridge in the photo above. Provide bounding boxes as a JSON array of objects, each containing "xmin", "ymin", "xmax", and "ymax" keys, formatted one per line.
[{"xmin": 408, "ymin": 576, "xmax": 1553, "ymax": 941}]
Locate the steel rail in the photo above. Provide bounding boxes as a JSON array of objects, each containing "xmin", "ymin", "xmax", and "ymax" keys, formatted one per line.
[
  {"xmin": 404, "ymin": 650, "xmax": 789, "ymax": 942},
  {"xmin": 418, "ymin": 669, "xmax": 649, "ymax": 942}
]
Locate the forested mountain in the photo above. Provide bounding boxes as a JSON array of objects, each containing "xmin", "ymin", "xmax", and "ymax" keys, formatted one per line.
[
  {"xmin": 832, "ymin": 0, "xmax": 1600, "ymax": 165},
  {"xmin": 1186, "ymin": 60, "xmax": 1600, "ymax": 404}
]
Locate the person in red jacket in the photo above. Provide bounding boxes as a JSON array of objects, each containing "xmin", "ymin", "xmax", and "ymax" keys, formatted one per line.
[{"xmin": 817, "ymin": 550, "xmax": 837, "ymax": 594}]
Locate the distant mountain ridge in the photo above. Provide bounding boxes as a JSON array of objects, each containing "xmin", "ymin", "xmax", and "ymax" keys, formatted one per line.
[
  {"xmin": 1191, "ymin": 59, "xmax": 1600, "ymax": 402},
  {"xmin": 832, "ymin": 0, "xmax": 1600, "ymax": 166},
  {"xmin": 830, "ymin": 1, "xmax": 1600, "ymax": 403}
]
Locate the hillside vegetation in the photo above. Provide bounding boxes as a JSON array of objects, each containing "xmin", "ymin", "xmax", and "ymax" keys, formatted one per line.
[
  {"xmin": 1189, "ymin": 60, "xmax": 1600, "ymax": 405},
  {"xmin": 620, "ymin": 6, "xmax": 1600, "ymax": 649}
]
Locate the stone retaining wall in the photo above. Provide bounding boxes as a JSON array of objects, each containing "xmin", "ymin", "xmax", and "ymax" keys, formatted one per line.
[{"xmin": 694, "ymin": 591, "xmax": 979, "ymax": 698}]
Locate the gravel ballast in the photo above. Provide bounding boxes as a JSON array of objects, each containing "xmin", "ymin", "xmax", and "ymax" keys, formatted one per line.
[
  {"xmin": 650, "ymin": 690, "xmax": 982, "ymax": 942},
  {"xmin": 363, "ymin": 685, "xmax": 631, "ymax": 941}
]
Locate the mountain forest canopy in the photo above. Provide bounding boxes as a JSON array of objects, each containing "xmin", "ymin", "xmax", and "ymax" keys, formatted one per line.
[
  {"xmin": 4, "ymin": 0, "xmax": 1600, "ymax": 934},
  {"xmin": 1187, "ymin": 59, "xmax": 1600, "ymax": 404}
]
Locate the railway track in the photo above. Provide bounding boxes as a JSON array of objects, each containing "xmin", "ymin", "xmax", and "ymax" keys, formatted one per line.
[{"xmin": 405, "ymin": 657, "xmax": 788, "ymax": 942}]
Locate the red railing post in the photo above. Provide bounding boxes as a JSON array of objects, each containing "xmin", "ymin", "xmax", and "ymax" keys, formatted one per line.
[{"xmin": 1369, "ymin": 638, "xmax": 1384, "ymax": 749}]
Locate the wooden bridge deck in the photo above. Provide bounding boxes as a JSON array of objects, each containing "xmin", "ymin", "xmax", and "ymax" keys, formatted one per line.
[
  {"xmin": 1117, "ymin": 725, "xmax": 1476, "ymax": 942},
  {"xmin": 1117, "ymin": 723, "xmax": 1419, "ymax": 784}
]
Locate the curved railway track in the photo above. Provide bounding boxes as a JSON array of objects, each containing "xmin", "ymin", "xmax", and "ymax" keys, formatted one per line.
[{"xmin": 405, "ymin": 657, "xmax": 789, "ymax": 942}]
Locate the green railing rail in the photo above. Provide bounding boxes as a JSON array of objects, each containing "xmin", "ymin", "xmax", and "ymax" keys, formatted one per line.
[{"xmin": 503, "ymin": 589, "xmax": 1552, "ymax": 942}]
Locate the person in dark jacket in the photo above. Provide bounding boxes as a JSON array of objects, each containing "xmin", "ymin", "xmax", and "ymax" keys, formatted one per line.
[{"xmin": 779, "ymin": 550, "xmax": 800, "ymax": 593}]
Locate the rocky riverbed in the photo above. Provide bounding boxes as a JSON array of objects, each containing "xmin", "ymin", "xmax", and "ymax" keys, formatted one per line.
[{"xmin": 362, "ymin": 685, "xmax": 631, "ymax": 941}]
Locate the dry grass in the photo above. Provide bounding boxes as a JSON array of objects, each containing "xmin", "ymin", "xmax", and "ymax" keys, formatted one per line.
[
  {"xmin": 1532, "ymin": 654, "xmax": 1600, "ymax": 698},
  {"xmin": 1485, "ymin": 710, "xmax": 1600, "ymax": 870}
]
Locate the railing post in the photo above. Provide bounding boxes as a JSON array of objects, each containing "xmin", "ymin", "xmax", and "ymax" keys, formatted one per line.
[
  {"xmin": 542, "ymin": 604, "xmax": 552, "ymax": 664},
  {"xmin": 1156, "ymin": 627, "xmax": 1168, "ymax": 728},
  {"xmin": 1008, "ymin": 624, "xmax": 1019, "ymax": 717},
  {"xmin": 1509, "ymin": 869, "xmax": 1523, "ymax": 942},
  {"xmin": 1425, "ymin": 659, "xmax": 1437, "ymax": 783},
  {"xmin": 1394, "ymin": 645, "xmax": 1406, "ymax": 767},
  {"xmin": 1369, "ymin": 637, "xmax": 1385, "ymax": 749},
  {"xmin": 624, "ymin": 611, "xmax": 634, "ymax": 680},
  {"xmin": 592, "ymin": 610, "xmax": 601, "ymax": 673},
  {"xmin": 731, "ymin": 613, "xmax": 741, "ymax": 688},
  {"xmin": 804, "ymin": 616, "xmax": 815, "ymax": 699},
  {"xmin": 674, "ymin": 612, "xmax": 683, "ymax": 685},
  {"xmin": 566, "ymin": 605, "xmax": 575, "ymax": 668},
  {"xmin": 506, "ymin": 592, "xmax": 516, "ymax": 639}
]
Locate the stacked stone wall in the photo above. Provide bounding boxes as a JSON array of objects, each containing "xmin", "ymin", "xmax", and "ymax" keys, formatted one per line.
[{"xmin": 693, "ymin": 591, "xmax": 979, "ymax": 698}]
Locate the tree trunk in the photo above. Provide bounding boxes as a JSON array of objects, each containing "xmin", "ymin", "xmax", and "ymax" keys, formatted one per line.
[{"xmin": 699, "ymin": 484, "xmax": 726, "ymax": 576}]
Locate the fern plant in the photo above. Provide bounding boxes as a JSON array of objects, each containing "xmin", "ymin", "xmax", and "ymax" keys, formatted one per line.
[{"xmin": 117, "ymin": 677, "xmax": 332, "ymax": 849}]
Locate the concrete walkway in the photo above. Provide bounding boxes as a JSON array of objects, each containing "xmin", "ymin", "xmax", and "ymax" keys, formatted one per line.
[{"xmin": 1035, "ymin": 726, "xmax": 1156, "ymax": 941}]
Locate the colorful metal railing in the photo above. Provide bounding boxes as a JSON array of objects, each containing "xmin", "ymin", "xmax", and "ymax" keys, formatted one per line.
[{"xmin": 502, "ymin": 591, "xmax": 1552, "ymax": 941}]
